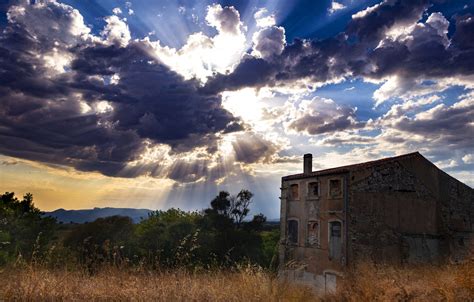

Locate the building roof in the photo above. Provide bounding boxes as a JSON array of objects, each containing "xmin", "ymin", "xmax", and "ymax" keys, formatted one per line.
[{"xmin": 282, "ymin": 151, "xmax": 423, "ymax": 181}]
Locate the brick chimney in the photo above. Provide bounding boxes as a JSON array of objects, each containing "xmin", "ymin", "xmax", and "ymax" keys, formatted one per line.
[{"xmin": 304, "ymin": 153, "xmax": 312, "ymax": 174}]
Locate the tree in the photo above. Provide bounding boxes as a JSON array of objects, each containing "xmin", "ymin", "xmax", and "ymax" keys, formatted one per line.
[
  {"xmin": 134, "ymin": 208, "xmax": 201, "ymax": 267},
  {"xmin": 63, "ymin": 215, "xmax": 135, "ymax": 270},
  {"xmin": 200, "ymin": 189, "xmax": 268, "ymax": 266},
  {"xmin": 0, "ymin": 192, "xmax": 56, "ymax": 264},
  {"xmin": 209, "ymin": 191, "xmax": 231, "ymax": 216},
  {"xmin": 229, "ymin": 189, "xmax": 253, "ymax": 227}
]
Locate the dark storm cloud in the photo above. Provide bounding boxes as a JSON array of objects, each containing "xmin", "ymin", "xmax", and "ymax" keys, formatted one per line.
[
  {"xmin": 289, "ymin": 106, "xmax": 364, "ymax": 135},
  {"xmin": 253, "ymin": 26, "xmax": 286, "ymax": 59},
  {"xmin": 346, "ymin": 0, "xmax": 429, "ymax": 43},
  {"xmin": 232, "ymin": 133, "xmax": 277, "ymax": 164},
  {"xmin": 391, "ymin": 101, "xmax": 474, "ymax": 150},
  {"xmin": 451, "ymin": 14, "xmax": 474, "ymax": 75},
  {"xmin": 71, "ymin": 42, "xmax": 240, "ymax": 146},
  {"xmin": 205, "ymin": 0, "xmax": 474, "ymax": 93},
  {"xmin": 0, "ymin": 1, "xmax": 241, "ymax": 178},
  {"xmin": 286, "ymin": 97, "xmax": 365, "ymax": 135},
  {"xmin": 358, "ymin": 12, "xmax": 472, "ymax": 80}
]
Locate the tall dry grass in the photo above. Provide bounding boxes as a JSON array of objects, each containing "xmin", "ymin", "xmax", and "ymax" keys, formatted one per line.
[
  {"xmin": 326, "ymin": 261, "xmax": 474, "ymax": 301},
  {"xmin": 0, "ymin": 262, "xmax": 472, "ymax": 301},
  {"xmin": 0, "ymin": 266, "xmax": 316, "ymax": 301}
]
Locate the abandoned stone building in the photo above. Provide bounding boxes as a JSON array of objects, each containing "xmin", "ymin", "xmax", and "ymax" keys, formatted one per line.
[{"xmin": 279, "ymin": 152, "xmax": 473, "ymax": 291}]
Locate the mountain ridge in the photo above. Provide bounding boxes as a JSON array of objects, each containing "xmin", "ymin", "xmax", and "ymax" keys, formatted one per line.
[{"xmin": 44, "ymin": 207, "xmax": 154, "ymax": 224}]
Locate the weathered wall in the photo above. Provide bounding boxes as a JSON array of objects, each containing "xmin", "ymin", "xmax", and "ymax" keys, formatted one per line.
[
  {"xmin": 400, "ymin": 156, "xmax": 474, "ymax": 262},
  {"xmin": 279, "ymin": 153, "xmax": 474, "ymax": 292},
  {"xmin": 279, "ymin": 174, "xmax": 347, "ymax": 290},
  {"xmin": 348, "ymin": 156, "xmax": 474, "ymax": 265}
]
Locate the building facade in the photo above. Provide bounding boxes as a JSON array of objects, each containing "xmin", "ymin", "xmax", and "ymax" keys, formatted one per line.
[{"xmin": 279, "ymin": 152, "xmax": 474, "ymax": 291}]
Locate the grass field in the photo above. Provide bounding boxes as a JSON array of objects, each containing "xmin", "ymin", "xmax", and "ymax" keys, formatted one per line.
[{"xmin": 0, "ymin": 262, "xmax": 472, "ymax": 301}]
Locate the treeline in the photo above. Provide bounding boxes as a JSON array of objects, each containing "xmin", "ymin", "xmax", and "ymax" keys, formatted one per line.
[{"xmin": 0, "ymin": 190, "xmax": 280, "ymax": 271}]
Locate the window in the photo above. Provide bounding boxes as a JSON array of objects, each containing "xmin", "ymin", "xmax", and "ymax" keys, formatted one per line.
[
  {"xmin": 329, "ymin": 179, "xmax": 342, "ymax": 198},
  {"xmin": 290, "ymin": 184, "xmax": 299, "ymax": 200},
  {"xmin": 307, "ymin": 220, "xmax": 319, "ymax": 246},
  {"xmin": 329, "ymin": 221, "xmax": 342, "ymax": 260},
  {"xmin": 308, "ymin": 182, "xmax": 319, "ymax": 198},
  {"xmin": 287, "ymin": 220, "xmax": 298, "ymax": 244}
]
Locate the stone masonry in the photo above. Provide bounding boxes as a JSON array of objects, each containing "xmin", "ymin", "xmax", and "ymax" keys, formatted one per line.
[{"xmin": 279, "ymin": 152, "xmax": 474, "ymax": 292}]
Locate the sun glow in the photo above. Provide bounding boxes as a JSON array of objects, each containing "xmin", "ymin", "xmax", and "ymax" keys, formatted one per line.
[
  {"xmin": 147, "ymin": 4, "xmax": 248, "ymax": 83},
  {"xmin": 221, "ymin": 88, "xmax": 277, "ymax": 130}
]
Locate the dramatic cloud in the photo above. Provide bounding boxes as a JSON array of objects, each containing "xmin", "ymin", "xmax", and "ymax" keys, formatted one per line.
[
  {"xmin": 1, "ymin": 0, "xmax": 473, "ymax": 214},
  {"xmin": 287, "ymin": 97, "xmax": 365, "ymax": 135},
  {"xmin": 252, "ymin": 26, "xmax": 286, "ymax": 59},
  {"xmin": 205, "ymin": 4, "xmax": 241, "ymax": 35},
  {"xmin": 382, "ymin": 93, "xmax": 474, "ymax": 151},
  {"xmin": 1, "ymin": 0, "xmax": 473, "ymax": 190},
  {"xmin": 312, "ymin": 91, "xmax": 474, "ymax": 183},
  {"xmin": 151, "ymin": 4, "xmax": 247, "ymax": 82},
  {"xmin": 254, "ymin": 8, "xmax": 276, "ymax": 28},
  {"xmin": 232, "ymin": 133, "xmax": 278, "ymax": 164},
  {"xmin": 0, "ymin": 1, "xmax": 243, "ymax": 180},
  {"xmin": 101, "ymin": 15, "xmax": 131, "ymax": 46},
  {"xmin": 205, "ymin": 0, "xmax": 474, "ymax": 105}
]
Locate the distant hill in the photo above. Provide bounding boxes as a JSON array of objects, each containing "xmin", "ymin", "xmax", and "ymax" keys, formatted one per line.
[{"xmin": 45, "ymin": 207, "xmax": 153, "ymax": 224}]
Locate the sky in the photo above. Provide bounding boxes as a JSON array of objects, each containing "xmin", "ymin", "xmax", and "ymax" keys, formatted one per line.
[{"xmin": 0, "ymin": 0, "xmax": 473, "ymax": 218}]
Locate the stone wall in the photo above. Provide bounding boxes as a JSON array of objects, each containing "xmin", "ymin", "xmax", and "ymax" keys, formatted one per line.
[
  {"xmin": 279, "ymin": 153, "xmax": 473, "ymax": 292},
  {"xmin": 348, "ymin": 157, "xmax": 474, "ymax": 265}
]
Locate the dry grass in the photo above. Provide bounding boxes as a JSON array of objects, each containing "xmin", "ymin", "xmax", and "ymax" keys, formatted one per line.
[
  {"xmin": 327, "ymin": 261, "xmax": 474, "ymax": 301},
  {"xmin": 0, "ymin": 262, "xmax": 472, "ymax": 301},
  {"xmin": 0, "ymin": 266, "xmax": 316, "ymax": 301}
]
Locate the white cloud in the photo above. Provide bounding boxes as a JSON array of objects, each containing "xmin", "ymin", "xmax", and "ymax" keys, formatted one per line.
[
  {"xmin": 371, "ymin": 13, "xmax": 454, "ymax": 106},
  {"xmin": 42, "ymin": 48, "xmax": 73, "ymax": 76},
  {"xmin": 112, "ymin": 7, "xmax": 122, "ymax": 15},
  {"xmin": 101, "ymin": 15, "xmax": 131, "ymax": 47},
  {"xmin": 254, "ymin": 8, "xmax": 276, "ymax": 28},
  {"xmin": 352, "ymin": 2, "xmax": 383, "ymax": 19},
  {"xmin": 462, "ymin": 154, "xmax": 474, "ymax": 164},
  {"xmin": 149, "ymin": 4, "xmax": 247, "ymax": 82},
  {"xmin": 329, "ymin": 1, "xmax": 346, "ymax": 14},
  {"xmin": 205, "ymin": 4, "xmax": 241, "ymax": 35},
  {"xmin": 435, "ymin": 159, "xmax": 458, "ymax": 169},
  {"xmin": 7, "ymin": 1, "xmax": 91, "ymax": 46}
]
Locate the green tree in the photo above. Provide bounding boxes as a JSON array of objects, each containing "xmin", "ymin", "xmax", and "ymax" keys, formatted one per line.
[
  {"xmin": 134, "ymin": 208, "xmax": 201, "ymax": 267},
  {"xmin": 229, "ymin": 189, "xmax": 253, "ymax": 227},
  {"xmin": 63, "ymin": 215, "xmax": 135, "ymax": 268},
  {"xmin": 200, "ymin": 189, "xmax": 267, "ymax": 266},
  {"xmin": 0, "ymin": 192, "xmax": 56, "ymax": 265}
]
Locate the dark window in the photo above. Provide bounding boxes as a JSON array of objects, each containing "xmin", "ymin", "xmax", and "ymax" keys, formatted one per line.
[
  {"xmin": 308, "ymin": 182, "xmax": 319, "ymax": 197},
  {"xmin": 288, "ymin": 220, "xmax": 298, "ymax": 244},
  {"xmin": 307, "ymin": 221, "xmax": 319, "ymax": 246},
  {"xmin": 329, "ymin": 221, "xmax": 342, "ymax": 260},
  {"xmin": 290, "ymin": 184, "xmax": 299, "ymax": 200},
  {"xmin": 329, "ymin": 179, "xmax": 342, "ymax": 197}
]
